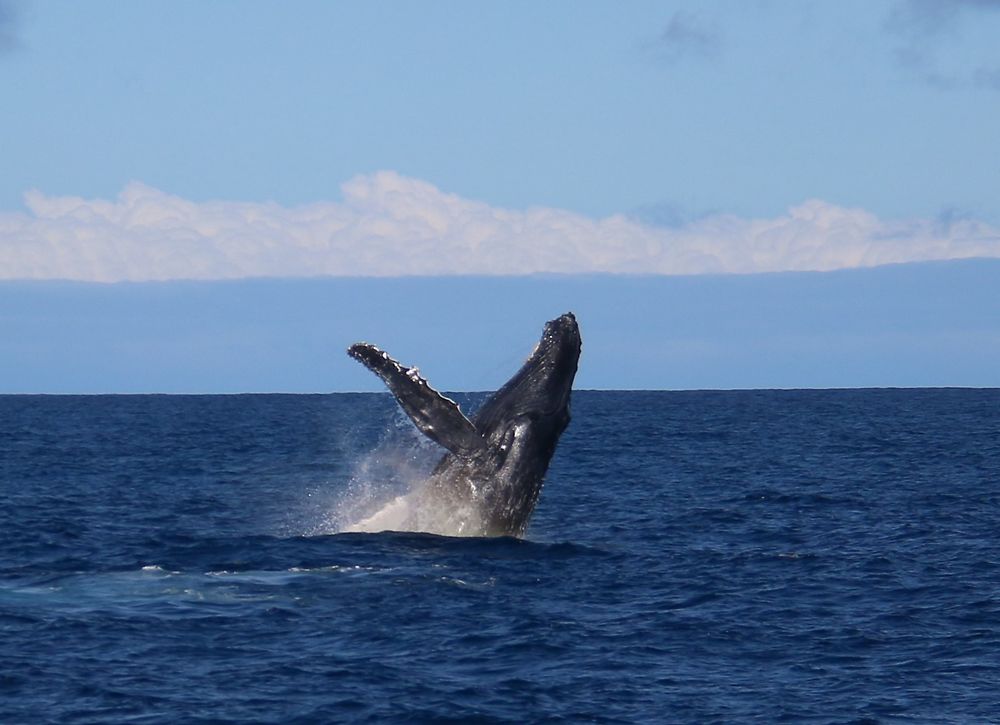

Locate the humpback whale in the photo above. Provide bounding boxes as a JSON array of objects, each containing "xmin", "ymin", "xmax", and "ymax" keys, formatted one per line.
[{"xmin": 347, "ymin": 313, "xmax": 581, "ymax": 537}]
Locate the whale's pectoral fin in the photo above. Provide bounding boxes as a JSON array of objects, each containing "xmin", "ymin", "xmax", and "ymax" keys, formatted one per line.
[{"xmin": 348, "ymin": 343, "xmax": 486, "ymax": 458}]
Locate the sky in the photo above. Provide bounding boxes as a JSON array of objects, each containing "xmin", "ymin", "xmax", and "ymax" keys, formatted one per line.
[{"xmin": 1, "ymin": 1, "xmax": 999, "ymax": 391}]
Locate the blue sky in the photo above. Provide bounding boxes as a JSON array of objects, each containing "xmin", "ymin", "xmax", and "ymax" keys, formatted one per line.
[
  {"xmin": 1, "ymin": 1, "xmax": 999, "ymax": 391},
  {"xmin": 3, "ymin": 0, "xmax": 999, "ymax": 223}
]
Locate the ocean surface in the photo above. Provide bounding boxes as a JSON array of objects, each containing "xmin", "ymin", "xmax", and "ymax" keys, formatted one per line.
[{"xmin": 2, "ymin": 389, "xmax": 999, "ymax": 724}]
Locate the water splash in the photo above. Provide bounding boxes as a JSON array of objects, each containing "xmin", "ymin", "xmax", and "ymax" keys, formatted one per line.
[
  {"xmin": 305, "ymin": 406, "xmax": 436, "ymax": 535},
  {"xmin": 324, "ymin": 405, "xmax": 494, "ymax": 537}
]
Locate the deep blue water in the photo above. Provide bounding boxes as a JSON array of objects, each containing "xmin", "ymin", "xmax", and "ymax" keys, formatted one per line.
[{"xmin": 2, "ymin": 390, "xmax": 999, "ymax": 723}]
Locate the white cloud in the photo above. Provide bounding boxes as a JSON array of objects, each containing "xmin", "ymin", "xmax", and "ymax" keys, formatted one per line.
[{"xmin": 1, "ymin": 171, "xmax": 999, "ymax": 282}]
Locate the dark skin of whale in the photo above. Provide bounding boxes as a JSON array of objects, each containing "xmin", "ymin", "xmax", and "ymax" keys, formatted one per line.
[{"xmin": 348, "ymin": 313, "xmax": 581, "ymax": 537}]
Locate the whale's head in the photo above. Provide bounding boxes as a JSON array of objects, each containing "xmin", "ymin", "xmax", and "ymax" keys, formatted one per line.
[
  {"xmin": 469, "ymin": 313, "xmax": 581, "ymax": 534},
  {"xmin": 474, "ymin": 312, "xmax": 580, "ymax": 432},
  {"xmin": 522, "ymin": 312, "xmax": 581, "ymax": 416}
]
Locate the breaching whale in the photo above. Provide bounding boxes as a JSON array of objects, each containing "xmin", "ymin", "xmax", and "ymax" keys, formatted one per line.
[{"xmin": 346, "ymin": 313, "xmax": 581, "ymax": 537}]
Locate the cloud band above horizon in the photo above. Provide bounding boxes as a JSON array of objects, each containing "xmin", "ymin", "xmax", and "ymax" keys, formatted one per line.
[{"xmin": 2, "ymin": 171, "xmax": 998, "ymax": 282}]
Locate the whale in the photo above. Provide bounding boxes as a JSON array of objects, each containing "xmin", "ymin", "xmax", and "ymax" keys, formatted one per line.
[{"xmin": 346, "ymin": 312, "xmax": 581, "ymax": 537}]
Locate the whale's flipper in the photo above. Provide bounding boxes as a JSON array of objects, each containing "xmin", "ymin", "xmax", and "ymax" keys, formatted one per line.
[{"xmin": 348, "ymin": 343, "xmax": 486, "ymax": 458}]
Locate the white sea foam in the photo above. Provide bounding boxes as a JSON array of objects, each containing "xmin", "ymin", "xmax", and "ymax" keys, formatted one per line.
[
  {"xmin": 343, "ymin": 494, "xmax": 412, "ymax": 533},
  {"xmin": 348, "ymin": 485, "xmax": 488, "ymax": 537}
]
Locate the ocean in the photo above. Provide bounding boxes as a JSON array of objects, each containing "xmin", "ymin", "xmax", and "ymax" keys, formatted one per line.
[{"xmin": 1, "ymin": 390, "xmax": 999, "ymax": 723}]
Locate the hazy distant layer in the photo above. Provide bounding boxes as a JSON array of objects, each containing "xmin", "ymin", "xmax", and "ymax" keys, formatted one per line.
[{"xmin": 2, "ymin": 259, "xmax": 998, "ymax": 393}]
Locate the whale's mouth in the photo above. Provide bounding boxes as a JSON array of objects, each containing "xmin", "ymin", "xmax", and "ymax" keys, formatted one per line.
[
  {"xmin": 532, "ymin": 313, "xmax": 580, "ymax": 363},
  {"xmin": 540, "ymin": 313, "xmax": 579, "ymax": 347}
]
